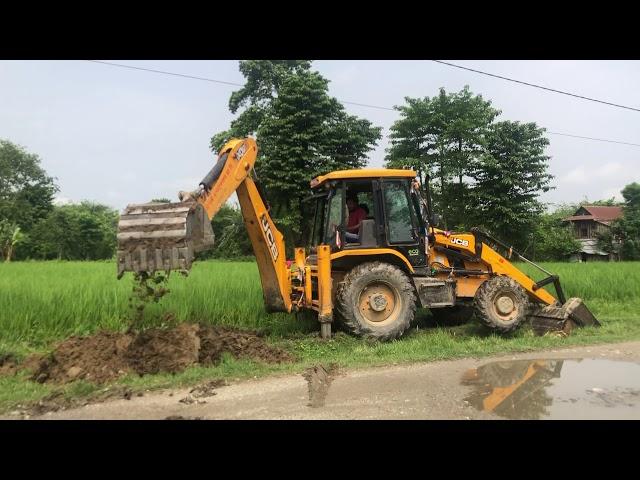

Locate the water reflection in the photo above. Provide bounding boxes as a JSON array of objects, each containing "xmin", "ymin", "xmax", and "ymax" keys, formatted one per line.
[{"xmin": 462, "ymin": 358, "xmax": 640, "ymax": 419}]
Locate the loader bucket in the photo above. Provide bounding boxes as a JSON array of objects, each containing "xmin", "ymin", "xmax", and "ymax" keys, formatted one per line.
[
  {"xmin": 530, "ymin": 297, "xmax": 600, "ymax": 336},
  {"xmin": 116, "ymin": 201, "xmax": 214, "ymax": 278}
]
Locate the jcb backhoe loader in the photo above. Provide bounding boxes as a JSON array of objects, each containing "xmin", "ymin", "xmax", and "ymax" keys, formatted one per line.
[{"xmin": 116, "ymin": 137, "xmax": 599, "ymax": 340}]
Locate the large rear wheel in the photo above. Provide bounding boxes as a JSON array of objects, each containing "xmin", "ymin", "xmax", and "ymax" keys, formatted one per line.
[
  {"xmin": 473, "ymin": 276, "xmax": 529, "ymax": 333},
  {"xmin": 335, "ymin": 262, "xmax": 416, "ymax": 341}
]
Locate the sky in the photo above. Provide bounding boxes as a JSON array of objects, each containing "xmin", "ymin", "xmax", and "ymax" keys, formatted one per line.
[{"xmin": 1, "ymin": 60, "xmax": 639, "ymax": 212}]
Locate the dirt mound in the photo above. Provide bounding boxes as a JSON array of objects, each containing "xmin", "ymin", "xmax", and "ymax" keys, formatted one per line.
[
  {"xmin": 126, "ymin": 323, "xmax": 200, "ymax": 375},
  {"xmin": 30, "ymin": 323, "xmax": 292, "ymax": 384},
  {"xmin": 198, "ymin": 325, "xmax": 293, "ymax": 365},
  {"xmin": 32, "ymin": 332, "xmax": 133, "ymax": 384},
  {"xmin": 0, "ymin": 353, "xmax": 20, "ymax": 376}
]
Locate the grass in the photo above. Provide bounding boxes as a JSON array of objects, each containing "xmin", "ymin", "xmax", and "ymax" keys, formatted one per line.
[
  {"xmin": 0, "ymin": 260, "xmax": 298, "ymax": 347},
  {"xmin": 1, "ymin": 260, "xmax": 639, "ymax": 413}
]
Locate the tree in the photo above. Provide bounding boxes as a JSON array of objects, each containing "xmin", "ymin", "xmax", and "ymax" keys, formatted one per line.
[
  {"xmin": 385, "ymin": 87, "xmax": 498, "ymax": 229},
  {"xmin": 27, "ymin": 202, "xmax": 118, "ymax": 260},
  {"xmin": 0, "ymin": 140, "xmax": 58, "ymax": 231},
  {"xmin": 211, "ymin": 61, "xmax": 381, "ymax": 244},
  {"xmin": 210, "ymin": 60, "xmax": 313, "ymax": 152},
  {"xmin": 0, "ymin": 220, "xmax": 25, "ymax": 262},
  {"xmin": 197, "ymin": 203, "xmax": 253, "ymax": 259},
  {"xmin": 470, "ymin": 121, "xmax": 553, "ymax": 251},
  {"xmin": 528, "ymin": 207, "xmax": 580, "ymax": 261},
  {"xmin": 611, "ymin": 182, "xmax": 640, "ymax": 259}
]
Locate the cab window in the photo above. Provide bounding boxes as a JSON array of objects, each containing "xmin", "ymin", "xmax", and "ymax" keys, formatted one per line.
[
  {"xmin": 383, "ymin": 181, "xmax": 415, "ymax": 244},
  {"xmin": 324, "ymin": 186, "xmax": 344, "ymax": 245}
]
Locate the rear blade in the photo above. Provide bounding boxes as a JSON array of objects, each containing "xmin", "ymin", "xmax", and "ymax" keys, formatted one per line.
[
  {"xmin": 116, "ymin": 201, "xmax": 214, "ymax": 278},
  {"xmin": 530, "ymin": 297, "xmax": 600, "ymax": 336}
]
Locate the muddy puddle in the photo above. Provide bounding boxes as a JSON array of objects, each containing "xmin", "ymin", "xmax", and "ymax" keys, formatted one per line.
[{"xmin": 461, "ymin": 358, "xmax": 640, "ymax": 419}]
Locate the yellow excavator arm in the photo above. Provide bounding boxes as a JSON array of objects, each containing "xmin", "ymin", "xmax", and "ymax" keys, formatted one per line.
[{"xmin": 117, "ymin": 137, "xmax": 292, "ymax": 313}]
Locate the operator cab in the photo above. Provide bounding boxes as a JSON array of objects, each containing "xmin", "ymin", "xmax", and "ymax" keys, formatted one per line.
[{"xmin": 307, "ymin": 169, "xmax": 430, "ymax": 270}]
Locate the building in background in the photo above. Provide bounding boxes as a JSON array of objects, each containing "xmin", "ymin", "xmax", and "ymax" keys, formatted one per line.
[{"xmin": 563, "ymin": 205, "xmax": 623, "ymax": 262}]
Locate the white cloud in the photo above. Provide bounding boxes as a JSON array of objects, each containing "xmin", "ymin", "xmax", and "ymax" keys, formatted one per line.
[
  {"xmin": 121, "ymin": 171, "xmax": 137, "ymax": 183},
  {"xmin": 601, "ymin": 187, "xmax": 624, "ymax": 202},
  {"xmin": 150, "ymin": 177, "xmax": 201, "ymax": 192},
  {"xmin": 561, "ymin": 161, "xmax": 624, "ymax": 185},
  {"xmin": 331, "ymin": 65, "xmax": 359, "ymax": 87},
  {"xmin": 53, "ymin": 196, "xmax": 74, "ymax": 206},
  {"xmin": 562, "ymin": 168, "xmax": 589, "ymax": 185},
  {"xmin": 596, "ymin": 162, "xmax": 623, "ymax": 176}
]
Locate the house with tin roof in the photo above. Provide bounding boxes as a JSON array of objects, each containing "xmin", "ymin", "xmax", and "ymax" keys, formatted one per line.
[{"xmin": 563, "ymin": 205, "xmax": 623, "ymax": 261}]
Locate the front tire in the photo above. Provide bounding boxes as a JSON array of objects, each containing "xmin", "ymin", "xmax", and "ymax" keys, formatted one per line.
[
  {"xmin": 473, "ymin": 276, "xmax": 529, "ymax": 333},
  {"xmin": 335, "ymin": 262, "xmax": 416, "ymax": 341}
]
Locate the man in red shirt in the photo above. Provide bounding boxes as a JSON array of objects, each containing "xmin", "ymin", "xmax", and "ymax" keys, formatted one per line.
[{"xmin": 345, "ymin": 196, "xmax": 367, "ymax": 242}]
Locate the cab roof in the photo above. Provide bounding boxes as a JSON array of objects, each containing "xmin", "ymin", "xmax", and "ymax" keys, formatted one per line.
[{"xmin": 310, "ymin": 169, "xmax": 417, "ymax": 188}]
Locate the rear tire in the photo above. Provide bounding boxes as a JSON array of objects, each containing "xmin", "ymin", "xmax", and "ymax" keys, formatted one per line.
[
  {"xmin": 473, "ymin": 276, "xmax": 529, "ymax": 333},
  {"xmin": 335, "ymin": 262, "xmax": 416, "ymax": 341},
  {"xmin": 430, "ymin": 306, "xmax": 474, "ymax": 326}
]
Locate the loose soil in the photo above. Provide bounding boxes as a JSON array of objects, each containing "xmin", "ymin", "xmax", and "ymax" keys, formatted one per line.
[
  {"xmin": 17, "ymin": 323, "xmax": 292, "ymax": 385},
  {"xmin": 303, "ymin": 363, "xmax": 339, "ymax": 408},
  {"xmin": 26, "ymin": 386, "xmax": 139, "ymax": 416},
  {"xmin": 0, "ymin": 353, "xmax": 20, "ymax": 376}
]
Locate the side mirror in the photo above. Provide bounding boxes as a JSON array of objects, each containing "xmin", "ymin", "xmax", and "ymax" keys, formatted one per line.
[{"xmin": 431, "ymin": 213, "xmax": 442, "ymax": 227}]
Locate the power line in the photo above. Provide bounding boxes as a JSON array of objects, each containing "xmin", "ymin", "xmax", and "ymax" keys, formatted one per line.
[
  {"xmin": 87, "ymin": 60, "xmax": 244, "ymax": 87},
  {"xmin": 87, "ymin": 60, "xmax": 640, "ymax": 148},
  {"xmin": 545, "ymin": 131, "xmax": 640, "ymax": 147},
  {"xmin": 432, "ymin": 60, "xmax": 640, "ymax": 113},
  {"xmin": 341, "ymin": 100, "xmax": 394, "ymax": 111}
]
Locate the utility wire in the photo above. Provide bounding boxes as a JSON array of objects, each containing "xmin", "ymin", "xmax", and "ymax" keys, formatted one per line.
[
  {"xmin": 432, "ymin": 60, "xmax": 640, "ymax": 113},
  {"xmin": 87, "ymin": 60, "xmax": 640, "ymax": 148},
  {"xmin": 87, "ymin": 60, "xmax": 244, "ymax": 87},
  {"xmin": 544, "ymin": 131, "xmax": 640, "ymax": 147},
  {"xmin": 89, "ymin": 60, "xmax": 396, "ymax": 111},
  {"xmin": 341, "ymin": 100, "xmax": 395, "ymax": 111}
]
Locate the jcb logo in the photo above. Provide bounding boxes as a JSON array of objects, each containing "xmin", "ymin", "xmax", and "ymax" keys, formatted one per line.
[
  {"xmin": 261, "ymin": 214, "xmax": 279, "ymax": 261},
  {"xmin": 450, "ymin": 237, "xmax": 469, "ymax": 247},
  {"xmin": 235, "ymin": 142, "xmax": 247, "ymax": 161}
]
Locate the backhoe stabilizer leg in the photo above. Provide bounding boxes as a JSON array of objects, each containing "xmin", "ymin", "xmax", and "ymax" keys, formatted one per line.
[{"xmin": 319, "ymin": 315, "xmax": 332, "ymax": 339}]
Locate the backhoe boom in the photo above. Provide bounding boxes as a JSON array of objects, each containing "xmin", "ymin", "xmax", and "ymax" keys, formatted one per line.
[{"xmin": 116, "ymin": 138, "xmax": 292, "ymax": 313}]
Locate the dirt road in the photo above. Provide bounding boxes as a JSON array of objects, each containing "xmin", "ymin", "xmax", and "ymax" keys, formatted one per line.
[{"xmin": 13, "ymin": 341, "xmax": 640, "ymax": 420}]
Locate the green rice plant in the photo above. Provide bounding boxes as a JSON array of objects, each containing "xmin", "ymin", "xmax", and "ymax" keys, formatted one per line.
[{"xmin": 0, "ymin": 260, "xmax": 638, "ymax": 347}]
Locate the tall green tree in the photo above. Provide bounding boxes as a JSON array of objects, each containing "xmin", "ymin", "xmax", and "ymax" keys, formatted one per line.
[
  {"xmin": 0, "ymin": 220, "xmax": 25, "ymax": 262},
  {"xmin": 0, "ymin": 140, "xmax": 58, "ymax": 231},
  {"xmin": 196, "ymin": 203, "xmax": 253, "ymax": 260},
  {"xmin": 470, "ymin": 121, "xmax": 553, "ymax": 250},
  {"xmin": 211, "ymin": 61, "xmax": 381, "ymax": 244},
  {"xmin": 610, "ymin": 182, "xmax": 640, "ymax": 259},
  {"xmin": 385, "ymin": 87, "xmax": 498, "ymax": 229},
  {"xmin": 210, "ymin": 60, "xmax": 313, "ymax": 152},
  {"xmin": 27, "ymin": 202, "xmax": 118, "ymax": 260}
]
